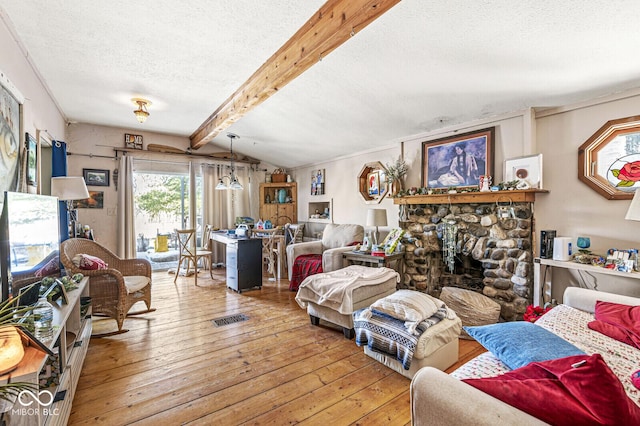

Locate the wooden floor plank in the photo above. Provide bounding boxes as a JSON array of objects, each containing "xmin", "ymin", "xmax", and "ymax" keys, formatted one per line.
[{"xmin": 69, "ymin": 268, "xmax": 484, "ymax": 425}]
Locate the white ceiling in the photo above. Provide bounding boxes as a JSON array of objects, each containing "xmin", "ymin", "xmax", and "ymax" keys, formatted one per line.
[{"xmin": 2, "ymin": 1, "xmax": 640, "ymax": 168}]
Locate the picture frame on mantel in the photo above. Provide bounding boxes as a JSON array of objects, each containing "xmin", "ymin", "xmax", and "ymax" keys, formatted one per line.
[
  {"xmin": 421, "ymin": 127, "xmax": 495, "ymax": 190},
  {"xmin": 504, "ymin": 154, "xmax": 543, "ymax": 189}
]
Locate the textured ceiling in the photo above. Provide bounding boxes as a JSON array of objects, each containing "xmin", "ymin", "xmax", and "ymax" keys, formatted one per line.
[{"xmin": 2, "ymin": 1, "xmax": 640, "ymax": 168}]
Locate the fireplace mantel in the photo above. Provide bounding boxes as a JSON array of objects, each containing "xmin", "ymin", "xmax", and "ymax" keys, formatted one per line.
[{"xmin": 392, "ymin": 189, "xmax": 549, "ymax": 205}]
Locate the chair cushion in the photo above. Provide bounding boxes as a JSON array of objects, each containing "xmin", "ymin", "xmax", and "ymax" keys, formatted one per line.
[
  {"xmin": 321, "ymin": 224, "xmax": 364, "ymax": 250},
  {"xmin": 35, "ymin": 255, "xmax": 61, "ymax": 277},
  {"xmin": 72, "ymin": 253, "xmax": 108, "ymax": 270},
  {"xmin": 124, "ymin": 276, "xmax": 150, "ymax": 293}
]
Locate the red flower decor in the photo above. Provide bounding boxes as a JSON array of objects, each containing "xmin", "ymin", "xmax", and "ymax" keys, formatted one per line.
[{"xmin": 523, "ymin": 305, "xmax": 552, "ymax": 323}]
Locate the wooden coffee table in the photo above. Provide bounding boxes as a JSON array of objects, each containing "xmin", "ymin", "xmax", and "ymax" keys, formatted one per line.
[{"xmin": 342, "ymin": 251, "xmax": 404, "ymax": 275}]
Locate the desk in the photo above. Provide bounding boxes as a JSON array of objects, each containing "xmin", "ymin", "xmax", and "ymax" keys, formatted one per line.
[
  {"xmin": 210, "ymin": 232, "xmax": 262, "ymax": 292},
  {"xmin": 342, "ymin": 251, "xmax": 404, "ymax": 275},
  {"xmin": 533, "ymin": 257, "xmax": 640, "ymax": 306}
]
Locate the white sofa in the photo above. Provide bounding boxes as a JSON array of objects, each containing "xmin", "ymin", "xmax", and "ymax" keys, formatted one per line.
[
  {"xmin": 411, "ymin": 287, "xmax": 640, "ymax": 425},
  {"xmin": 286, "ymin": 223, "xmax": 364, "ymax": 280}
]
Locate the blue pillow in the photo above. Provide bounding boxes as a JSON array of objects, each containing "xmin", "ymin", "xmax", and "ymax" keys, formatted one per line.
[{"xmin": 464, "ymin": 322, "xmax": 585, "ymax": 370}]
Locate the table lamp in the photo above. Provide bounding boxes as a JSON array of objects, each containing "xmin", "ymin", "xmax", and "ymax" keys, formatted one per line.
[
  {"xmin": 366, "ymin": 208, "xmax": 387, "ymax": 246},
  {"xmin": 51, "ymin": 176, "xmax": 90, "ymax": 237}
]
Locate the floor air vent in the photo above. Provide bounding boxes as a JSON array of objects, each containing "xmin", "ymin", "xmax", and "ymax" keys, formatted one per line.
[{"xmin": 212, "ymin": 313, "xmax": 249, "ymax": 327}]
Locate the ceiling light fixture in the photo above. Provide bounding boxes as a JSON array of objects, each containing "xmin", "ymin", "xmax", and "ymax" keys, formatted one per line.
[
  {"xmin": 216, "ymin": 133, "xmax": 244, "ymax": 190},
  {"xmin": 132, "ymin": 98, "xmax": 151, "ymax": 123}
]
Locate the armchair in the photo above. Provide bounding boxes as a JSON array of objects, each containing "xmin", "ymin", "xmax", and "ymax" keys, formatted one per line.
[
  {"xmin": 286, "ymin": 223, "xmax": 364, "ymax": 290},
  {"xmin": 60, "ymin": 238, "xmax": 155, "ymax": 335}
]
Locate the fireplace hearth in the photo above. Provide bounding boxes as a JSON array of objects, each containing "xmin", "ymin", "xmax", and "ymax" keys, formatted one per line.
[{"xmin": 397, "ymin": 200, "xmax": 534, "ymax": 321}]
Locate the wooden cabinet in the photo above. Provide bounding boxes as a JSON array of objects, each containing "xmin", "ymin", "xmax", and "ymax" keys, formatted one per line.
[
  {"xmin": 1, "ymin": 277, "xmax": 91, "ymax": 425},
  {"xmin": 259, "ymin": 182, "xmax": 297, "ymax": 225}
]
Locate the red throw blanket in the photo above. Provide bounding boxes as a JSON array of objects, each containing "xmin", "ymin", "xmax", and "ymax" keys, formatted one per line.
[
  {"xmin": 289, "ymin": 254, "xmax": 322, "ymax": 291},
  {"xmin": 588, "ymin": 301, "xmax": 640, "ymax": 349}
]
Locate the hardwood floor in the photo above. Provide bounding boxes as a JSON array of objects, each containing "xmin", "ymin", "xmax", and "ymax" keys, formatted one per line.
[{"xmin": 69, "ymin": 268, "xmax": 484, "ymax": 425}]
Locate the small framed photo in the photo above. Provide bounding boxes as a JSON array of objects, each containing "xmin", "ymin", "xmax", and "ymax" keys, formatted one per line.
[
  {"xmin": 26, "ymin": 132, "xmax": 37, "ymax": 187},
  {"xmin": 367, "ymin": 171, "xmax": 380, "ymax": 196},
  {"xmin": 83, "ymin": 168, "xmax": 110, "ymax": 187},
  {"xmin": 74, "ymin": 191, "xmax": 104, "ymax": 209},
  {"xmin": 311, "ymin": 169, "xmax": 325, "ymax": 195},
  {"xmin": 125, "ymin": 133, "xmax": 143, "ymax": 150},
  {"xmin": 42, "ymin": 279, "xmax": 68, "ymax": 305},
  {"xmin": 504, "ymin": 154, "xmax": 543, "ymax": 189}
]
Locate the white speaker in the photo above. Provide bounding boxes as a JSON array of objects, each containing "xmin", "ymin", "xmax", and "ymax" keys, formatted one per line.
[{"xmin": 552, "ymin": 237, "xmax": 573, "ymax": 261}]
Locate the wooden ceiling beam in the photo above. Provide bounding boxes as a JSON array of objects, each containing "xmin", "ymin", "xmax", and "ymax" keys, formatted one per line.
[{"xmin": 190, "ymin": 0, "xmax": 401, "ymax": 149}]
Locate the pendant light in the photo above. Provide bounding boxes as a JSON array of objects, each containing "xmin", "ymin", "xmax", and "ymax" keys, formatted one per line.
[{"xmin": 216, "ymin": 133, "xmax": 244, "ymax": 190}]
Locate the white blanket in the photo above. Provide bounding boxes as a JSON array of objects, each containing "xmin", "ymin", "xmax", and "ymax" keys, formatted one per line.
[{"xmin": 295, "ymin": 265, "xmax": 399, "ymax": 315}]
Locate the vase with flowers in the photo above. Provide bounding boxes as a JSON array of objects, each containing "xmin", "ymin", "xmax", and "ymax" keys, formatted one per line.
[{"xmin": 385, "ymin": 156, "xmax": 408, "ymax": 197}]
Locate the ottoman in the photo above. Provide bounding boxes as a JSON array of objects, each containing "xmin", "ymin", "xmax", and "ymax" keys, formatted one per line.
[
  {"xmin": 354, "ymin": 290, "xmax": 462, "ymax": 379},
  {"xmin": 295, "ymin": 265, "xmax": 398, "ymax": 338}
]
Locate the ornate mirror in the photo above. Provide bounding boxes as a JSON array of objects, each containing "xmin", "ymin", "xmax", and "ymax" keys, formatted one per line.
[
  {"xmin": 578, "ymin": 115, "xmax": 640, "ymax": 200},
  {"xmin": 358, "ymin": 161, "xmax": 388, "ymax": 204}
]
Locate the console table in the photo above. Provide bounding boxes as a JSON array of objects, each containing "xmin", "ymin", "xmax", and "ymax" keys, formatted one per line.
[
  {"xmin": 533, "ymin": 257, "xmax": 640, "ymax": 306},
  {"xmin": 342, "ymin": 251, "xmax": 404, "ymax": 275}
]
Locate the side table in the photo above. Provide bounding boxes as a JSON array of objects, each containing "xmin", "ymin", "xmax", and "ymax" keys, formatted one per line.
[{"xmin": 342, "ymin": 251, "xmax": 404, "ymax": 276}]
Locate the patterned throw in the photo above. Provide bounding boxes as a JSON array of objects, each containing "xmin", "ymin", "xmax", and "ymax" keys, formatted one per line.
[
  {"xmin": 289, "ymin": 254, "xmax": 323, "ymax": 291},
  {"xmin": 353, "ymin": 306, "xmax": 448, "ymax": 370}
]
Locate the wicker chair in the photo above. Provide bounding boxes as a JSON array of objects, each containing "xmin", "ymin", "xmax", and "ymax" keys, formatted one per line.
[{"xmin": 60, "ymin": 238, "xmax": 155, "ymax": 335}]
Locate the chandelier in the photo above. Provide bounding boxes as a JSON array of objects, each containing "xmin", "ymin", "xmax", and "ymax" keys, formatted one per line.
[{"xmin": 132, "ymin": 98, "xmax": 151, "ymax": 123}]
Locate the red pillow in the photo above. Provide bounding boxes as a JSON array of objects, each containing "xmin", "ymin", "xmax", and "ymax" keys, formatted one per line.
[
  {"xmin": 72, "ymin": 254, "xmax": 108, "ymax": 270},
  {"xmin": 588, "ymin": 301, "xmax": 640, "ymax": 349},
  {"xmin": 463, "ymin": 354, "xmax": 640, "ymax": 425},
  {"xmin": 35, "ymin": 256, "xmax": 61, "ymax": 277}
]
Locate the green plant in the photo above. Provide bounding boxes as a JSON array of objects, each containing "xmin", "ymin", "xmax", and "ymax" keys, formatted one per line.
[
  {"xmin": 0, "ymin": 284, "xmax": 39, "ymax": 412},
  {"xmin": 385, "ymin": 156, "xmax": 408, "ymax": 184}
]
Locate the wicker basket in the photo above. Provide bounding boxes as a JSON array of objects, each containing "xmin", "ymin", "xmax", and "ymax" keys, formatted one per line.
[{"xmin": 271, "ymin": 173, "xmax": 286, "ymax": 183}]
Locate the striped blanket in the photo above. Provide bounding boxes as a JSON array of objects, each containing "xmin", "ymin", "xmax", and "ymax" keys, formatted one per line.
[{"xmin": 353, "ymin": 307, "xmax": 448, "ymax": 370}]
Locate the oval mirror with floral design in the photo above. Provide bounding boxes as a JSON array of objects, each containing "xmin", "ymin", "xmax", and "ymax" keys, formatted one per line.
[{"xmin": 578, "ymin": 115, "xmax": 640, "ymax": 200}]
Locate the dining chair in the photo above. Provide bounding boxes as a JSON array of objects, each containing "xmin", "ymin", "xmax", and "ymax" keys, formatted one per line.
[{"xmin": 175, "ymin": 229, "xmax": 212, "ymax": 286}]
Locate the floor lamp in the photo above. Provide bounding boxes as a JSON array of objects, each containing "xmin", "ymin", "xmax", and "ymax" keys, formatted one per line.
[
  {"xmin": 366, "ymin": 208, "xmax": 388, "ymax": 246},
  {"xmin": 51, "ymin": 176, "xmax": 90, "ymax": 239}
]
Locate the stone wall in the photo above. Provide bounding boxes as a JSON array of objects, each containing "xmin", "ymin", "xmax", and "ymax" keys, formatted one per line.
[{"xmin": 398, "ymin": 201, "xmax": 534, "ymax": 321}]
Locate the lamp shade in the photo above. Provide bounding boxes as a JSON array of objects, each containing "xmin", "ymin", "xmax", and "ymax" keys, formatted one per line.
[
  {"xmin": 366, "ymin": 208, "xmax": 388, "ymax": 227},
  {"xmin": 50, "ymin": 177, "xmax": 90, "ymax": 201},
  {"xmin": 626, "ymin": 190, "xmax": 640, "ymax": 221}
]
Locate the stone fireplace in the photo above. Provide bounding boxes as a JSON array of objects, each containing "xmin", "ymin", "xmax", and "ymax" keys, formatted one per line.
[{"xmin": 395, "ymin": 194, "xmax": 538, "ymax": 321}]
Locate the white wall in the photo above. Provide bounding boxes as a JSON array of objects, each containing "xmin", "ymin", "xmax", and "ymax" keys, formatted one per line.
[{"xmin": 0, "ymin": 17, "xmax": 66, "ymax": 167}]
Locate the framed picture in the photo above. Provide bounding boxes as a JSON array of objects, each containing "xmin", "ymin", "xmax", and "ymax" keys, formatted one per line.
[
  {"xmin": 422, "ymin": 127, "xmax": 495, "ymax": 190},
  {"xmin": 42, "ymin": 279, "xmax": 69, "ymax": 305},
  {"xmin": 26, "ymin": 132, "xmax": 37, "ymax": 186},
  {"xmin": 124, "ymin": 133, "xmax": 143, "ymax": 150},
  {"xmin": 504, "ymin": 154, "xmax": 543, "ymax": 189},
  {"xmin": 74, "ymin": 191, "xmax": 104, "ymax": 209},
  {"xmin": 311, "ymin": 169, "xmax": 325, "ymax": 195},
  {"xmin": 367, "ymin": 171, "xmax": 380, "ymax": 196},
  {"xmin": 0, "ymin": 77, "xmax": 22, "ymax": 196},
  {"xmin": 83, "ymin": 168, "xmax": 110, "ymax": 187}
]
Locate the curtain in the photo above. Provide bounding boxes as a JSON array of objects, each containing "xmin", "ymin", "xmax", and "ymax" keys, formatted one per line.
[
  {"xmin": 52, "ymin": 140, "xmax": 68, "ymax": 241},
  {"xmin": 117, "ymin": 155, "xmax": 136, "ymax": 258}
]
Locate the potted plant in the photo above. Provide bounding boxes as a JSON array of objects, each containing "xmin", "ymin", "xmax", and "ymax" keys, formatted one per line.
[
  {"xmin": 0, "ymin": 285, "xmax": 39, "ymax": 414},
  {"xmin": 385, "ymin": 156, "xmax": 408, "ymax": 197}
]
